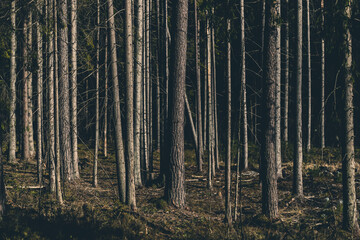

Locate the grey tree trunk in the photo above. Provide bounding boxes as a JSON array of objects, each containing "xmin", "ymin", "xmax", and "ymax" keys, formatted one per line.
[
  {"xmin": 225, "ymin": 17, "xmax": 232, "ymax": 226},
  {"xmin": 156, "ymin": 0, "xmax": 161, "ymax": 151},
  {"xmin": 320, "ymin": 0, "xmax": 325, "ymax": 149},
  {"xmin": 125, "ymin": 0, "xmax": 136, "ymax": 211},
  {"xmin": 261, "ymin": 0, "xmax": 279, "ymax": 219},
  {"xmin": 240, "ymin": 0, "xmax": 248, "ymax": 171},
  {"xmin": 275, "ymin": 0, "xmax": 282, "ymax": 178},
  {"xmin": 93, "ymin": 0, "xmax": 100, "ymax": 188},
  {"xmin": 9, "ymin": 0, "xmax": 17, "ymax": 163},
  {"xmin": 70, "ymin": 0, "xmax": 79, "ymax": 179},
  {"xmin": 0, "ymin": 142, "xmax": 5, "ymax": 219},
  {"xmin": 104, "ymin": 34, "xmax": 108, "ymax": 157},
  {"xmin": 342, "ymin": 0, "xmax": 359, "ymax": 235},
  {"xmin": 22, "ymin": 14, "xmax": 30, "ymax": 161},
  {"xmin": 165, "ymin": 0, "xmax": 188, "ymax": 208},
  {"xmin": 108, "ymin": 0, "xmax": 126, "ymax": 203},
  {"xmin": 306, "ymin": 0, "xmax": 311, "ymax": 152},
  {"xmin": 194, "ymin": 0, "xmax": 203, "ymax": 173},
  {"xmin": 283, "ymin": 0, "xmax": 289, "ymax": 143},
  {"xmin": 294, "ymin": 0, "xmax": 303, "ymax": 197},
  {"xmin": 27, "ymin": 12, "xmax": 35, "ymax": 158},
  {"xmin": 36, "ymin": 0, "xmax": 43, "ymax": 184},
  {"xmin": 134, "ymin": 0, "xmax": 143, "ymax": 187}
]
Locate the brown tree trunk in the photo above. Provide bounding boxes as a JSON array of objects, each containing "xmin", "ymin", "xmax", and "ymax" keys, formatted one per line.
[
  {"xmin": 0, "ymin": 142, "xmax": 5, "ymax": 218},
  {"xmin": 283, "ymin": 0, "xmax": 289, "ymax": 143},
  {"xmin": 306, "ymin": 0, "xmax": 312, "ymax": 152},
  {"xmin": 27, "ymin": 12, "xmax": 35, "ymax": 158},
  {"xmin": 260, "ymin": 0, "xmax": 279, "ymax": 219},
  {"xmin": 22, "ymin": 13, "xmax": 30, "ymax": 161},
  {"xmin": 320, "ymin": 0, "xmax": 325, "ymax": 149},
  {"xmin": 164, "ymin": 0, "xmax": 188, "ymax": 208}
]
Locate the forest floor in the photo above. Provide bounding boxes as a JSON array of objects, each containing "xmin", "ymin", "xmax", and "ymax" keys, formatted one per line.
[{"xmin": 0, "ymin": 143, "xmax": 358, "ymax": 239}]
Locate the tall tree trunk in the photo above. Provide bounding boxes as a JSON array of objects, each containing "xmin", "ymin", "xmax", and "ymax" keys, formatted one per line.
[
  {"xmin": 70, "ymin": 0, "xmax": 79, "ymax": 179},
  {"xmin": 0, "ymin": 141, "xmax": 5, "ymax": 219},
  {"xmin": 134, "ymin": 0, "xmax": 143, "ymax": 187},
  {"xmin": 104, "ymin": 33, "xmax": 108, "ymax": 157},
  {"xmin": 306, "ymin": 0, "xmax": 311, "ymax": 151},
  {"xmin": 342, "ymin": 0, "xmax": 359, "ymax": 235},
  {"xmin": 194, "ymin": 0, "xmax": 203, "ymax": 172},
  {"xmin": 283, "ymin": 0, "xmax": 289, "ymax": 143},
  {"xmin": 293, "ymin": 0, "xmax": 303, "ymax": 197},
  {"xmin": 275, "ymin": 0, "xmax": 282, "ymax": 178},
  {"xmin": 23, "ymin": 13, "xmax": 30, "ymax": 161},
  {"xmin": 9, "ymin": 0, "xmax": 17, "ymax": 163},
  {"xmin": 93, "ymin": 0, "xmax": 100, "ymax": 188},
  {"xmin": 36, "ymin": 0, "xmax": 44, "ymax": 184},
  {"xmin": 48, "ymin": 0, "xmax": 56, "ymax": 193},
  {"xmin": 240, "ymin": 0, "xmax": 248, "ymax": 171},
  {"xmin": 125, "ymin": 0, "xmax": 136, "ymax": 210},
  {"xmin": 156, "ymin": 0, "xmax": 161, "ymax": 151},
  {"xmin": 261, "ymin": 0, "xmax": 279, "ymax": 219},
  {"xmin": 206, "ymin": 15, "xmax": 213, "ymax": 190},
  {"xmin": 108, "ymin": 0, "xmax": 126, "ymax": 203},
  {"xmin": 165, "ymin": 0, "xmax": 188, "ymax": 208},
  {"xmin": 27, "ymin": 12, "xmax": 35, "ymax": 158},
  {"xmin": 320, "ymin": 0, "xmax": 325, "ymax": 149},
  {"xmin": 225, "ymin": 17, "xmax": 232, "ymax": 226}
]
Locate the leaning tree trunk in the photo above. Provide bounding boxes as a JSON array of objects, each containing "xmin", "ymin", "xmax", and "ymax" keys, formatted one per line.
[
  {"xmin": 320, "ymin": 0, "xmax": 325, "ymax": 149},
  {"xmin": 294, "ymin": 0, "xmax": 303, "ymax": 197},
  {"xmin": 194, "ymin": 0, "xmax": 203, "ymax": 172},
  {"xmin": 70, "ymin": 0, "xmax": 79, "ymax": 179},
  {"xmin": 9, "ymin": 0, "xmax": 17, "ymax": 163},
  {"xmin": 225, "ymin": 17, "xmax": 232, "ymax": 226},
  {"xmin": 108, "ymin": 0, "xmax": 126, "ymax": 203},
  {"xmin": 125, "ymin": 0, "xmax": 136, "ymax": 210},
  {"xmin": 306, "ymin": 0, "xmax": 312, "ymax": 152},
  {"xmin": 165, "ymin": 0, "xmax": 188, "ymax": 208},
  {"xmin": 342, "ymin": 0, "xmax": 359, "ymax": 235},
  {"xmin": 36, "ymin": 0, "xmax": 44, "ymax": 184},
  {"xmin": 261, "ymin": 0, "xmax": 279, "ymax": 219},
  {"xmin": 134, "ymin": 0, "xmax": 143, "ymax": 187}
]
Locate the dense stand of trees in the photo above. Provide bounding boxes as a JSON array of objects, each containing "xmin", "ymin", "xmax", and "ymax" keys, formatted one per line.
[{"xmin": 0, "ymin": 0, "xmax": 359, "ymax": 235}]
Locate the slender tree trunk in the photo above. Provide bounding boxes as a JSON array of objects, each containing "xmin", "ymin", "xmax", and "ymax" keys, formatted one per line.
[
  {"xmin": 185, "ymin": 93, "xmax": 198, "ymax": 149},
  {"xmin": 306, "ymin": 0, "xmax": 311, "ymax": 151},
  {"xmin": 0, "ymin": 142, "xmax": 5, "ymax": 219},
  {"xmin": 134, "ymin": 0, "xmax": 144, "ymax": 187},
  {"xmin": 261, "ymin": 0, "xmax": 279, "ymax": 219},
  {"xmin": 293, "ymin": 0, "xmax": 303, "ymax": 197},
  {"xmin": 104, "ymin": 34, "xmax": 108, "ymax": 157},
  {"xmin": 48, "ymin": 0, "xmax": 56, "ymax": 193},
  {"xmin": 9, "ymin": 0, "xmax": 17, "ymax": 163},
  {"xmin": 342, "ymin": 0, "xmax": 359, "ymax": 235},
  {"xmin": 93, "ymin": 0, "xmax": 100, "ymax": 188},
  {"xmin": 203, "ymin": 41, "xmax": 207, "ymax": 151},
  {"xmin": 240, "ymin": 0, "xmax": 248, "ymax": 171},
  {"xmin": 275, "ymin": 0, "xmax": 282, "ymax": 178},
  {"xmin": 283, "ymin": 0, "xmax": 289, "ymax": 143},
  {"xmin": 320, "ymin": 0, "xmax": 325, "ymax": 149},
  {"xmin": 195, "ymin": 0, "xmax": 203, "ymax": 172},
  {"xmin": 156, "ymin": 0, "xmax": 161, "ymax": 151},
  {"xmin": 164, "ymin": 0, "xmax": 188, "ymax": 208},
  {"xmin": 125, "ymin": 0, "xmax": 136, "ymax": 210},
  {"xmin": 36, "ymin": 0, "xmax": 43, "ymax": 184},
  {"xmin": 27, "ymin": 12, "xmax": 35, "ymax": 158},
  {"xmin": 108, "ymin": 0, "xmax": 126, "ymax": 202},
  {"xmin": 70, "ymin": 0, "xmax": 79, "ymax": 179},
  {"xmin": 225, "ymin": 17, "xmax": 232, "ymax": 226},
  {"xmin": 23, "ymin": 13, "xmax": 30, "ymax": 161}
]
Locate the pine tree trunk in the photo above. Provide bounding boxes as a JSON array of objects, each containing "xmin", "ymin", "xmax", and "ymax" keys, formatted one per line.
[
  {"xmin": 240, "ymin": 0, "xmax": 248, "ymax": 171},
  {"xmin": 283, "ymin": 0, "xmax": 289, "ymax": 143},
  {"xmin": 225, "ymin": 17, "xmax": 232, "ymax": 226},
  {"xmin": 125, "ymin": 0, "xmax": 136, "ymax": 210},
  {"xmin": 261, "ymin": 0, "xmax": 279, "ymax": 219},
  {"xmin": 9, "ymin": 0, "xmax": 17, "ymax": 163},
  {"xmin": 70, "ymin": 0, "xmax": 79, "ymax": 179},
  {"xmin": 195, "ymin": 0, "xmax": 203, "ymax": 172},
  {"xmin": 134, "ymin": 0, "xmax": 144, "ymax": 187},
  {"xmin": 0, "ymin": 142, "xmax": 5, "ymax": 218},
  {"xmin": 22, "ymin": 13, "xmax": 30, "ymax": 161},
  {"xmin": 320, "ymin": 0, "xmax": 325, "ymax": 149},
  {"xmin": 104, "ymin": 33, "xmax": 108, "ymax": 157},
  {"xmin": 36, "ymin": 0, "xmax": 43, "ymax": 184},
  {"xmin": 156, "ymin": 0, "xmax": 161, "ymax": 151},
  {"xmin": 294, "ymin": 0, "xmax": 303, "ymax": 197},
  {"xmin": 275, "ymin": 0, "xmax": 282, "ymax": 178},
  {"xmin": 108, "ymin": 0, "xmax": 126, "ymax": 203},
  {"xmin": 185, "ymin": 93, "xmax": 198, "ymax": 149},
  {"xmin": 27, "ymin": 12, "xmax": 35, "ymax": 158},
  {"xmin": 342, "ymin": 0, "xmax": 359, "ymax": 235},
  {"xmin": 164, "ymin": 0, "xmax": 188, "ymax": 208},
  {"xmin": 306, "ymin": 0, "xmax": 311, "ymax": 152}
]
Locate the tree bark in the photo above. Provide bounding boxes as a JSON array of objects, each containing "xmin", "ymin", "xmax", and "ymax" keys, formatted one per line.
[
  {"xmin": 261, "ymin": 0, "xmax": 279, "ymax": 219},
  {"xmin": 342, "ymin": 0, "xmax": 359, "ymax": 235},
  {"xmin": 185, "ymin": 93, "xmax": 198, "ymax": 149},
  {"xmin": 27, "ymin": 12, "xmax": 35, "ymax": 158},
  {"xmin": 108, "ymin": 0, "xmax": 126, "ymax": 203},
  {"xmin": 9, "ymin": 0, "xmax": 17, "ymax": 163},
  {"xmin": 294, "ymin": 0, "xmax": 303, "ymax": 197},
  {"xmin": 306, "ymin": 0, "xmax": 311, "ymax": 152},
  {"xmin": 283, "ymin": 0, "xmax": 289, "ymax": 143},
  {"xmin": 22, "ymin": 13, "xmax": 30, "ymax": 161},
  {"xmin": 0, "ymin": 142, "xmax": 5, "ymax": 219},
  {"xmin": 104, "ymin": 33, "xmax": 108, "ymax": 157},
  {"xmin": 164, "ymin": 0, "xmax": 188, "ymax": 209},
  {"xmin": 320, "ymin": 0, "xmax": 325, "ymax": 149}
]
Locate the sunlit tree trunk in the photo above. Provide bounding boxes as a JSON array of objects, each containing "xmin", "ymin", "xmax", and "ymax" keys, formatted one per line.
[
  {"xmin": 108, "ymin": 0, "xmax": 126, "ymax": 202},
  {"xmin": 9, "ymin": 0, "xmax": 17, "ymax": 163},
  {"xmin": 27, "ymin": 12, "xmax": 35, "ymax": 158}
]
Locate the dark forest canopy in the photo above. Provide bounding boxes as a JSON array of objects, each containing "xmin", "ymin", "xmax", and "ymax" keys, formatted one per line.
[{"xmin": 0, "ymin": 0, "xmax": 360, "ymax": 238}]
